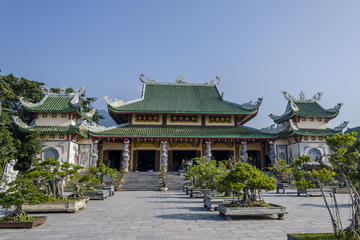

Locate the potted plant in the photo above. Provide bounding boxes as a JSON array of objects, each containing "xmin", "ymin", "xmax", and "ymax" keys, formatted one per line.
[
  {"xmin": 22, "ymin": 158, "xmax": 88, "ymax": 213},
  {"xmin": 271, "ymin": 159, "xmax": 296, "ymax": 194},
  {"xmin": 86, "ymin": 163, "xmax": 118, "ymax": 198},
  {"xmin": 217, "ymin": 163, "xmax": 287, "ymax": 219},
  {"xmin": 0, "ymin": 176, "xmax": 49, "ymax": 228}
]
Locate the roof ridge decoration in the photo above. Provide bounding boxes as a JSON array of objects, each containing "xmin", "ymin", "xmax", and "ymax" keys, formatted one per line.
[
  {"xmin": 80, "ymin": 119, "xmax": 117, "ymax": 132},
  {"xmin": 282, "ymin": 91, "xmax": 323, "ymax": 102},
  {"xmin": 328, "ymin": 103, "xmax": 343, "ymax": 112},
  {"xmin": 175, "ymin": 74, "xmax": 188, "ymax": 84},
  {"xmin": 334, "ymin": 121, "xmax": 349, "ymax": 131},
  {"xmin": 19, "ymin": 86, "xmax": 85, "ymax": 108},
  {"xmin": 13, "ymin": 116, "xmax": 31, "ymax": 129},
  {"xmin": 241, "ymin": 97, "xmax": 263, "ymax": 110},
  {"xmin": 261, "ymin": 121, "xmax": 289, "ymax": 134},
  {"xmin": 205, "ymin": 76, "xmax": 221, "ymax": 86},
  {"xmin": 104, "ymin": 96, "xmax": 124, "ymax": 108},
  {"xmin": 140, "ymin": 74, "xmax": 157, "ymax": 84}
]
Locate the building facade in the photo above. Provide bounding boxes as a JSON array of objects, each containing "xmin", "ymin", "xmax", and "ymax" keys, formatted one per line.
[{"xmin": 14, "ymin": 75, "xmax": 348, "ymax": 171}]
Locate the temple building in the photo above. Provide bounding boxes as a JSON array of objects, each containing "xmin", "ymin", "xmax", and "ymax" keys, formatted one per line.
[
  {"xmin": 266, "ymin": 91, "xmax": 347, "ymax": 163},
  {"xmin": 14, "ymin": 75, "xmax": 348, "ymax": 171}
]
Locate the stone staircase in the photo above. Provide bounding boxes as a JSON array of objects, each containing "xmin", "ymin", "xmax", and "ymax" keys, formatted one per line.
[
  {"xmin": 120, "ymin": 172, "xmax": 186, "ymax": 191},
  {"xmin": 121, "ymin": 172, "xmax": 161, "ymax": 191},
  {"xmin": 167, "ymin": 172, "xmax": 186, "ymax": 191}
]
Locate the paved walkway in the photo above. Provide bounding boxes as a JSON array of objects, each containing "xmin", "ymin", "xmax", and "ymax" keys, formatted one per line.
[{"xmin": 0, "ymin": 191, "xmax": 352, "ymax": 240}]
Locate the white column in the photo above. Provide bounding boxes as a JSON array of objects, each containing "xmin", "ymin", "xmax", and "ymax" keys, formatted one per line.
[
  {"xmin": 241, "ymin": 141, "xmax": 248, "ymax": 163},
  {"xmin": 121, "ymin": 139, "xmax": 130, "ymax": 172},
  {"xmin": 160, "ymin": 140, "xmax": 168, "ymax": 172},
  {"xmin": 205, "ymin": 140, "xmax": 212, "ymax": 161},
  {"xmin": 269, "ymin": 141, "xmax": 275, "ymax": 166}
]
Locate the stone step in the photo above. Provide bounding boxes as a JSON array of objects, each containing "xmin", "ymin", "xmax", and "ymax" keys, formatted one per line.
[
  {"xmin": 167, "ymin": 172, "xmax": 186, "ymax": 191},
  {"xmin": 121, "ymin": 172, "xmax": 161, "ymax": 191}
]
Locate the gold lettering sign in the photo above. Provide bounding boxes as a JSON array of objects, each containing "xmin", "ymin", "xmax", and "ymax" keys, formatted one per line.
[
  {"xmin": 209, "ymin": 115, "xmax": 231, "ymax": 123},
  {"xmin": 135, "ymin": 114, "xmax": 160, "ymax": 123},
  {"xmin": 170, "ymin": 115, "xmax": 198, "ymax": 123}
]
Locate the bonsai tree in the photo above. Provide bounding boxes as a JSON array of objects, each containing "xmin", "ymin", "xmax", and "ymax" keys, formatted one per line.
[
  {"xmin": 26, "ymin": 158, "xmax": 83, "ymax": 200},
  {"xmin": 271, "ymin": 158, "xmax": 293, "ymax": 184},
  {"xmin": 187, "ymin": 157, "xmax": 227, "ymax": 191},
  {"xmin": 217, "ymin": 163, "xmax": 276, "ymax": 206},
  {"xmin": 291, "ymin": 155, "xmax": 335, "ymax": 192},
  {"xmin": 0, "ymin": 175, "xmax": 48, "ymax": 222},
  {"xmin": 88, "ymin": 163, "xmax": 118, "ymax": 185}
]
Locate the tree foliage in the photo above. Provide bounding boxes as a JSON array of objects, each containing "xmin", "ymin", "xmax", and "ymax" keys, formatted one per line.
[
  {"xmin": 0, "ymin": 175, "xmax": 48, "ymax": 222},
  {"xmin": 217, "ymin": 163, "xmax": 276, "ymax": 206}
]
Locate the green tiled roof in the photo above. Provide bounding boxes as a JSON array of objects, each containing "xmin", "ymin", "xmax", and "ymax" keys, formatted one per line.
[
  {"xmin": 89, "ymin": 125, "xmax": 276, "ymax": 139},
  {"xmin": 273, "ymin": 101, "xmax": 339, "ymax": 124},
  {"xmin": 19, "ymin": 125, "xmax": 79, "ymax": 134},
  {"xmin": 279, "ymin": 128, "xmax": 340, "ymax": 139},
  {"xmin": 108, "ymin": 84, "xmax": 258, "ymax": 115},
  {"xmin": 22, "ymin": 96, "xmax": 80, "ymax": 113}
]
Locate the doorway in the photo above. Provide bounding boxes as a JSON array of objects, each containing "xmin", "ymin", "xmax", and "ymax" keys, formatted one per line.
[
  {"xmin": 212, "ymin": 150, "xmax": 234, "ymax": 162},
  {"xmin": 138, "ymin": 150, "xmax": 156, "ymax": 171},
  {"xmin": 171, "ymin": 150, "xmax": 198, "ymax": 171},
  {"xmin": 247, "ymin": 150, "xmax": 262, "ymax": 169},
  {"xmin": 105, "ymin": 150, "xmax": 122, "ymax": 171}
]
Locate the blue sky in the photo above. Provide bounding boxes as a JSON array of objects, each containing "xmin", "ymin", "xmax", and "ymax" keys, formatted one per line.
[{"xmin": 1, "ymin": 1, "xmax": 360, "ymax": 129}]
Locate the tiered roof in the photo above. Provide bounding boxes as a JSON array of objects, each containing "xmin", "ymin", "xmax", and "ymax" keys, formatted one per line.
[
  {"xmin": 105, "ymin": 75, "xmax": 262, "ymax": 124},
  {"xmin": 265, "ymin": 91, "xmax": 346, "ymax": 139},
  {"xmin": 269, "ymin": 91, "xmax": 341, "ymax": 124}
]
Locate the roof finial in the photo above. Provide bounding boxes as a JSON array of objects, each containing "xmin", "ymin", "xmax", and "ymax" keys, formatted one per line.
[
  {"xmin": 175, "ymin": 74, "xmax": 188, "ymax": 84},
  {"xmin": 205, "ymin": 76, "xmax": 221, "ymax": 85}
]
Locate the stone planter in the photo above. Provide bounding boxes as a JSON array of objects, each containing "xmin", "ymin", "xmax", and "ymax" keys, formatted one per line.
[
  {"xmin": 160, "ymin": 187, "xmax": 168, "ymax": 191},
  {"xmin": 277, "ymin": 183, "xmax": 297, "ymax": 194},
  {"xmin": 297, "ymin": 188, "xmax": 334, "ymax": 197},
  {"xmin": 23, "ymin": 198, "xmax": 88, "ymax": 213},
  {"xmin": 86, "ymin": 189, "xmax": 110, "ymax": 200},
  {"xmin": 204, "ymin": 195, "xmax": 234, "ymax": 211},
  {"xmin": 0, "ymin": 216, "xmax": 47, "ymax": 228},
  {"xmin": 93, "ymin": 185, "xmax": 115, "ymax": 196},
  {"xmin": 218, "ymin": 203, "xmax": 287, "ymax": 220},
  {"xmin": 190, "ymin": 189, "xmax": 211, "ymax": 199}
]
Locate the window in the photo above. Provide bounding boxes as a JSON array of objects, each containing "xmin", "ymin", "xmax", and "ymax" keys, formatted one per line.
[
  {"xmin": 42, "ymin": 147, "xmax": 60, "ymax": 161},
  {"xmin": 52, "ymin": 113, "xmax": 57, "ymax": 118},
  {"xmin": 304, "ymin": 136, "xmax": 308, "ymax": 141},
  {"xmin": 310, "ymin": 117, "xmax": 314, "ymax": 121},
  {"xmin": 311, "ymin": 136, "xmax": 316, "ymax": 141},
  {"xmin": 318, "ymin": 136, "xmax": 323, "ymax": 141},
  {"xmin": 59, "ymin": 134, "xmax": 65, "ymax": 139},
  {"xmin": 50, "ymin": 134, "xmax": 55, "ymax": 139},
  {"xmin": 302, "ymin": 117, "xmax": 306, "ymax": 121},
  {"xmin": 317, "ymin": 118, "xmax": 322, "ymax": 122},
  {"xmin": 42, "ymin": 113, "xmax": 47, "ymax": 118},
  {"xmin": 61, "ymin": 113, "xmax": 67, "ymax": 118}
]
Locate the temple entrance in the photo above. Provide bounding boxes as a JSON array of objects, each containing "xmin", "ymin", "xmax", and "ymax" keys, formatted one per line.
[
  {"xmin": 170, "ymin": 150, "xmax": 197, "ymax": 171},
  {"xmin": 247, "ymin": 150, "xmax": 262, "ymax": 169},
  {"xmin": 138, "ymin": 150, "xmax": 156, "ymax": 171},
  {"xmin": 212, "ymin": 150, "xmax": 234, "ymax": 162},
  {"xmin": 104, "ymin": 150, "xmax": 122, "ymax": 171}
]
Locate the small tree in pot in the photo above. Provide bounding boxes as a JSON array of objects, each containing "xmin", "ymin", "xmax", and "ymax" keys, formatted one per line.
[{"xmin": 0, "ymin": 175, "xmax": 48, "ymax": 223}]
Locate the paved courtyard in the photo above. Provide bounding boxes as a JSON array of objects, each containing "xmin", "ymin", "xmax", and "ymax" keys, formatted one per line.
[{"xmin": 0, "ymin": 191, "xmax": 353, "ymax": 240}]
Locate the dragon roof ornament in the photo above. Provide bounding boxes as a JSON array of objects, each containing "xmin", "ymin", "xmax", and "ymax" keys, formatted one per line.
[
  {"xmin": 241, "ymin": 97, "xmax": 263, "ymax": 110},
  {"xmin": 334, "ymin": 121, "xmax": 349, "ymax": 131},
  {"xmin": 104, "ymin": 96, "xmax": 124, "ymax": 108},
  {"xmin": 282, "ymin": 91, "xmax": 323, "ymax": 102},
  {"xmin": 290, "ymin": 101, "xmax": 299, "ymax": 111},
  {"xmin": 83, "ymin": 109, "xmax": 96, "ymax": 118},
  {"xmin": 140, "ymin": 74, "xmax": 157, "ymax": 84},
  {"xmin": 205, "ymin": 76, "xmax": 221, "ymax": 86},
  {"xmin": 80, "ymin": 119, "xmax": 116, "ymax": 132},
  {"xmin": 261, "ymin": 121, "xmax": 289, "ymax": 134},
  {"xmin": 12, "ymin": 116, "xmax": 30, "ymax": 129},
  {"xmin": 328, "ymin": 103, "xmax": 343, "ymax": 112}
]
